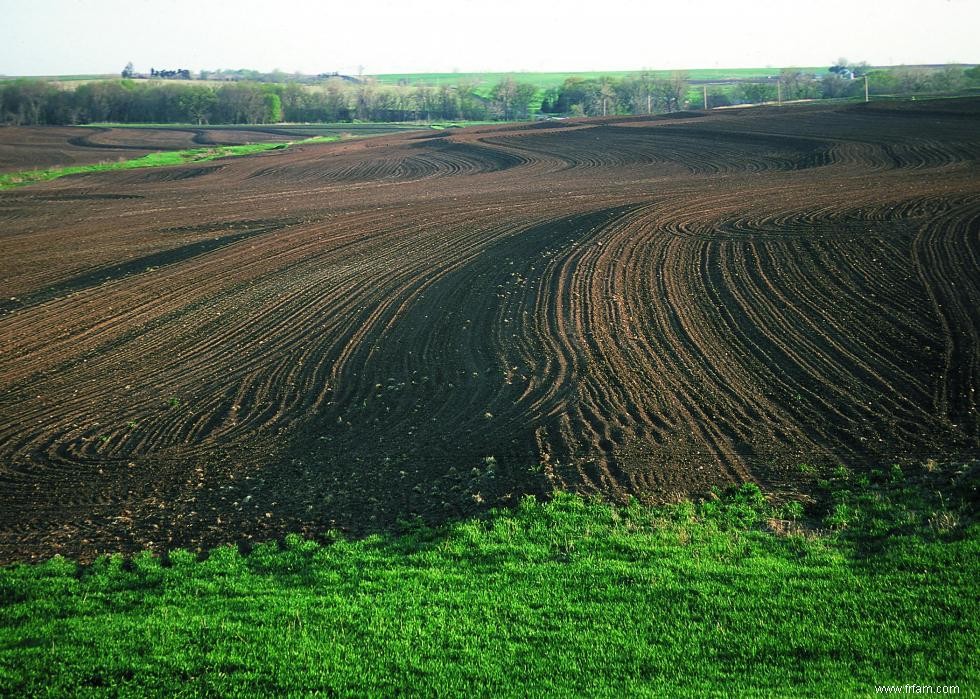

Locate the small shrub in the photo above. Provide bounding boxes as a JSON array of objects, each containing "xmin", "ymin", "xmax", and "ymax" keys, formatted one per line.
[
  {"xmin": 890, "ymin": 464, "xmax": 905, "ymax": 484},
  {"xmin": 780, "ymin": 501, "xmax": 805, "ymax": 521},
  {"xmin": 824, "ymin": 503, "xmax": 852, "ymax": 529}
]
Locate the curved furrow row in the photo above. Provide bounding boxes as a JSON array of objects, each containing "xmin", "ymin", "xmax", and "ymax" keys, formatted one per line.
[
  {"xmin": 515, "ymin": 186, "xmax": 980, "ymax": 496},
  {"xmin": 0, "ymin": 207, "xmax": 438, "ymax": 382},
  {"xmin": 722, "ymin": 242, "xmax": 924, "ymax": 452},
  {"xmin": 756, "ymin": 239, "xmax": 937, "ymax": 407},
  {"xmin": 516, "ymin": 207, "xmax": 783, "ymax": 496},
  {"xmin": 668, "ymin": 103, "xmax": 980, "ymax": 173},
  {"xmin": 562, "ymin": 220, "xmax": 744, "ymax": 492},
  {"xmin": 266, "ymin": 209, "xmax": 639, "ymax": 516},
  {"xmin": 706, "ymin": 221, "xmax": 934, "ymax": 425},
  {"xmin": 485, "ymin": 124, "xmax": 836, "ymax": 176},
  {"xmin": 108, "ymin": 165, "xmax": 225, "ymax": 184},
  {"xmin": 0, "ymin": 204, "xmax": 578, "ymax": 506},
  {"xmin": 242, "ymin": 139, "xmax": 526, "ymax": 186},
  {"xmin": 910, "ymin": 195, "xmax": 980, "ymax": 439}
]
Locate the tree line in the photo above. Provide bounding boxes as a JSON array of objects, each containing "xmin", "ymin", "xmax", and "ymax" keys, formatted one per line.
[
  {"xmin": 541, "ymin": 73, "xmax": 689, "ymax": 116},
  {"xmin": 0, "ymin": 74, "xmax": 694, "ymax": 125},
  {"xmin": 1, "ymin": 65, "xmax": 977, "ymax": 126},
  {"xmin": 0, "ymin": 78, "xmax": 503, "ymax": 125}
]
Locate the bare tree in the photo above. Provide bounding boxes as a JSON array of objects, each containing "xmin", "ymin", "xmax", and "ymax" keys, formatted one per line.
[
  {"xmin": 634, "ymin": 72, "xmax": 656, "ymax": 114},
  {"xmin": 492, "ymin": 78, "xmax": 535, "ymax": 120},
  {"xmin": 779, "ymin": 69, "xmax": 818, "ymax": 101},
  {"xmin": 413, "ymin": 86, "xmax": 433, "ymax": 121},
  {"xmin": 436, "ymin": 84, "xmax": 460, "ymax": 120},
  {"xmin": 355, "ymin": 80, "xmax": 378, "ymax": 120},
  {"xmin": 597, "ymin": 77, "xmax": 617, "ymax": 116},
  {"xmin": 652, "ymin": 72, "xmax": 687, "ymax": 112}
]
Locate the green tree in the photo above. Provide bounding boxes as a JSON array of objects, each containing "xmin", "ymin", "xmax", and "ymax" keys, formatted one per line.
[
  {"xmin": 1, "ymin": 80, "xmax": 58, "ymax": 124},
  {"xmin": 779, "ymin": 69, "xmax": 818, "ymax": 100},
  {"xmin": 653, "ymin": 72, "xmax": 688, "ymax": 112},
  {"xmin": 436, "ymin": 85, "xmax": 459, "ymax": 120},
  {"xmin": 821, "ymin": 73, "xmax": 857, "ymax": 99},
  {"xmin": 596, "ymin": 76, "xmax": 617, "ymax": 116},
  {"xmin": 215, "ymin": 83, "xmax": 267, "ymax": 123},
  {"xmin": 354, "ymin": 81, "xmax": 378, "ymax": 120},
  {"xmin": 454, "ymin": 79, "xmax": 488, "ymax": 120},
  {"xmin": 554, "ymin": 77, "xmax": 590, "ymax": 114},
  {"xmin": 279, "ymin": 83, "xmax": 308, "ymax": 121},
  {"xmin": 891, "ymin": 67, "xmax": 932, "ymax": 94},
  {"xmin": 623, "ymin": 72, "xmax": 656, "ymax": 114},
  {"xmin": 734, "ymin": 82, "xmax": 776, "ymax": 104},
  {"xmin": 412, "ymin": 86, "xmax": 433, "ymax": 121},
  {"xmin": 177, "ymin": 86, "xmax": 217, "ymax": 124},
  {"xmin": 931, "ymin": 66, "xmax": 965, "ymax": 92},
  {"xmin": 492, "ymin": 78, "xmax": 536, "ymax": 120},
  {"xmin": 264, "ymin": 92, "xmax": 283, "ymax": 123}
]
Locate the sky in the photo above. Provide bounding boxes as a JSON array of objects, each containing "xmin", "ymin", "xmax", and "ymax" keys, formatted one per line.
[{"xmin": 1, "ymin": 0, "xmax": 977, "ymax": 76}]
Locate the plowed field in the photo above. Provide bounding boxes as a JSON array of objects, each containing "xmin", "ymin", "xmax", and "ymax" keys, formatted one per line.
[
  {"xmin": 1, "ymin": 99, "xmax": 978, "ymax": 562},
  {"xmin": 0, "ymin": 124, "xmax": 420, "ymax": 173}
]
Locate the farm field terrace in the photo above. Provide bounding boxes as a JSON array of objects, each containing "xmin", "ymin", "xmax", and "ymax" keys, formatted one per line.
[
  {"xmin": 0, "ymin": 123, "xmax": 425, "ymax": 174},
  {"xmin": 0, "ymin": 98, "xmax": 978, "ymax": 565}
]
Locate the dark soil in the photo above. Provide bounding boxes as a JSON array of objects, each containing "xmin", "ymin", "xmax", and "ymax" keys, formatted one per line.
[{"xmin": 1, "ymin": 99, "xmax": 978, "ymax": 562}]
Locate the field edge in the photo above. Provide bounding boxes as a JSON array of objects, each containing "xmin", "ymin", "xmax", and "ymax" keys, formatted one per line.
[{"xmin": 1, "ymin": 459, "xmax": 977, "ymax": 696}]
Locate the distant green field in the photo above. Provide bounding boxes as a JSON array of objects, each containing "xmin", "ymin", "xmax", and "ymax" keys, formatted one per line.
[
  {"xmin": 1, "ymin": 464, "xmax": 977, "ymax": 696},
  {"xmin": 370, "ymin": 67, "xmax": 830, "ymax": 89},
  {"xmin": 2, "ymin": 69, "xmax": 828, "ymax": 87},
  {"xmin": 0, "ymin": 73, "xmax": 116, "ymax": 82}
]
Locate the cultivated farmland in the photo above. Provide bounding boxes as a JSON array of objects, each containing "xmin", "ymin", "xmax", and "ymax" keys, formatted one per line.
[
  {"xmin": 0, "ymin": 123, "xmax": 423, "ymax": 174},
  {"xmin": 0, "ymin": 99, "xmax": 977, "ymax": 563}
]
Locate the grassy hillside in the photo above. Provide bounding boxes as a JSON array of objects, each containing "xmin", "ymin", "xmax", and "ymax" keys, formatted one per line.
[
  {"xmin": 1, "ymin": 463, "xmax": 976, "ymax": 696},
  {"xmin": 0, "ymin": 137, "xmax": 342, "ymax": 191},
  {"xmin": 1, "ymin": 68, "xmax": 828, "ymax": 87},
  {"xmin": 0, "ymin": 74, "xmax": 117, "ymax": 82},
  {"xmin": 370, "ymin": 67, "xmax": 829, "ymax": 89}
]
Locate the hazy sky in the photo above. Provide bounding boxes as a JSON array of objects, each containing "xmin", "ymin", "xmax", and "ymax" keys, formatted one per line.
[{"xmin": 1, "ymin": 0, "xmax": 977, "ymax": 76}]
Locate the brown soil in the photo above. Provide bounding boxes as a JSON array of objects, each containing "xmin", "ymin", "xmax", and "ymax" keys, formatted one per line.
[{"xmin": 1, "ymin": 99, "xmax": 978, "ymax": 563}]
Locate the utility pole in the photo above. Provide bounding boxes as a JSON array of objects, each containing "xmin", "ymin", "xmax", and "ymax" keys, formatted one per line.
[
  {"xmin": 864, "ymin": 75, "xmax": 869, "ymax": 102},
  {"xmin": 703, "ymin": 85, "xmax": 708, "ymax": 110},
  {"xmin": 777, "ymin": 80, "xmax": 782, "ymax": 105}
]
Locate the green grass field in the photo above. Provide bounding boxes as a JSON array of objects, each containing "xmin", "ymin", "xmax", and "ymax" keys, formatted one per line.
[
  {"xmin": 0, "ymin": 74, "xmax": 117, "ymax": 82},
  {"xmin": 1, "ymin": 463, "xmax": 976, "ymax": 696},
  {"xmin": 1, "ymin": 68, "xmax": 828, "ymax": 88},
  {"xmin": 370, "ymin": 67, "xmax": 829, "ymax": 89},
  {"xmin": 0, "ymin": 137, "xmax": 339, "ymax": 191}
]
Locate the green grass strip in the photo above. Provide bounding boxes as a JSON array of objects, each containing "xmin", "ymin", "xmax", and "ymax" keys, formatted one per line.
[
  {"xmin": 0, "ymin": 136, "xmax": 339, "ymax": 191},
  {"xmin": 0, "ymin": 463, "xmax": 977, "ymax": 696}
]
